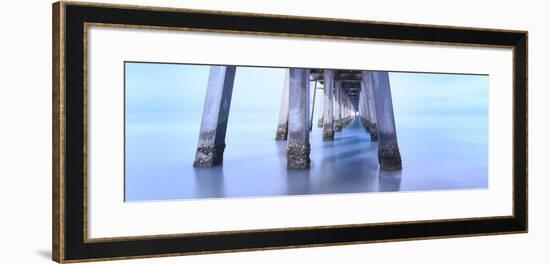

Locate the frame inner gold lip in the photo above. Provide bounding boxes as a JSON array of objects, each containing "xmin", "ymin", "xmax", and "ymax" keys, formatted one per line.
[{"xmin": 53, "ymin": 1, "xmax": 527, "ymax": 262}]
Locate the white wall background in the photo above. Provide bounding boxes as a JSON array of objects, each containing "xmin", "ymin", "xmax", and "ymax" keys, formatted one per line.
[{"xmin": 0, "ymin": 0, "xmax": 546, "ymax": 263}]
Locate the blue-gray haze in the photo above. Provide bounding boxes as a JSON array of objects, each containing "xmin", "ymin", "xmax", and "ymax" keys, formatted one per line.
[{"xmin": 125, "ymin": 63, "xmax": 488, "ymax": 201}]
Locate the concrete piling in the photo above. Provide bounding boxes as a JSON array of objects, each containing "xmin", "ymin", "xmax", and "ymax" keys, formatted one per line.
[
  {"xmin": 317, "ymin": 83, "xmax": 324, "ymax": 128},
  {"xmin": 309, "ymin": 80, "xmax": 317, "ymax": 131},
  {"xmin": 322, "ymin": 70, "xmax": 335, "ymax": 141},
  {"xmin": 371, "ymin": 71, "xmax": 402, "ymax": 170},
  {"xmin": 287, "ymin": 68, "xmax": 311, "ymax": 169},
  {"xmin": 334, "ymin": 81, "xmax": 342, "ymax": 132},
  {"xmin": 193, "ymin": 66, "xmax": 237, "ymax": 167},
  {"xmin": 361, "ymin": 72, "xmax": 379, "ymax": 141},
  {"xmin": 275, "ymin": 69, "xmax": 290, "ymax": 140},
  {"xmin": 358, "ymin": 88, "xmax": 370, "ymax": 132}
]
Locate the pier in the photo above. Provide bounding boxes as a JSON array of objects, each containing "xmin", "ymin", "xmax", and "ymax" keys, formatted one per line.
[{"xmin": 194, "ymin": 67, "xmax": 402, "ymax": 171}]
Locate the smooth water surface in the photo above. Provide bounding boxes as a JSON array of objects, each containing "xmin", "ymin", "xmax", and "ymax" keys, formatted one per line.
[{"xmin": 125, "ymin": 114, "xmax": 488, "ymax": 201}]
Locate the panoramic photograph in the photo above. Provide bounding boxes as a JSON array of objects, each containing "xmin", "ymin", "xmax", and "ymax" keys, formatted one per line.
[{"xmin": 124, "ymin": 62, "xmax": 488, "ymax": 201}]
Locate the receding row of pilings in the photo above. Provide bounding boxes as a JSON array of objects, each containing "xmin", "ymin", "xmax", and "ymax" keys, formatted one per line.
[{"xmin": 193, "ymin": 66, "xmax": 402, "ymax": 171}]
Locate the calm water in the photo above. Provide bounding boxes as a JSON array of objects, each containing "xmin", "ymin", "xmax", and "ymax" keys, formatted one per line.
[{"xmin": 125, "ymin": 114, "xmax": 488, "ymax": 201}]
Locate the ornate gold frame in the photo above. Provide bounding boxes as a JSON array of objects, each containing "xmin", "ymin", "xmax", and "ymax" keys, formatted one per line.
[{"xmin": 53, "ymin": 1, "xmax": 528, "ymax": 263}]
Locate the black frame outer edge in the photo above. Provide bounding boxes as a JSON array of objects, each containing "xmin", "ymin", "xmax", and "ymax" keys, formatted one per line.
[{"xmin": 61, "ymin": 3, "xmax": 528, "ymax": 261}]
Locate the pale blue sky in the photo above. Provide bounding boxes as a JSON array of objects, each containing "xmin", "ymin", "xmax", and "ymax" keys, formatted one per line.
[{"xmin": 125, "ymin": 62, "xmax": 488, "ymax": 123}]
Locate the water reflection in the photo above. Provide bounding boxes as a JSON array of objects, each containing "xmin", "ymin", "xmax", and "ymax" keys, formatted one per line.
[
  {"xmin": 378, "ymin": 169, "xmax": 402, "ymax": 192},
  {"xmin": 193, "ymin": 167, "xmax": 225, "ymax": 198},
  {"xmin": 286, "ymin": 169, "xmax": 311, "ymax": 195}
]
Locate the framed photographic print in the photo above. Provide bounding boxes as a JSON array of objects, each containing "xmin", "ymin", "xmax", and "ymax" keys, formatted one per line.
[{"xmin": 52, "ymin": 1, "xmax": 528, "ymax": 263}]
